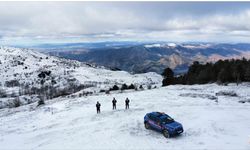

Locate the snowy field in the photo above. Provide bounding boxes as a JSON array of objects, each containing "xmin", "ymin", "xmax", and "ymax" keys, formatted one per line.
[{"xmin": 1, "ymin": 83, "xmax": 250, "ymax": 150}]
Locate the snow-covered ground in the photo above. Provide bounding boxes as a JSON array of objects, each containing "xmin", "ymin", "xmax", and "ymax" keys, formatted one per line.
[{"xmin": 1, "ymin": 83, "xmax": 250, "ymax": 150}]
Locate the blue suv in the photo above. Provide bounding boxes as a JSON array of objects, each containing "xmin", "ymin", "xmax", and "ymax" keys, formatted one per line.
[{"xmin": 144, "ymin": 112, "xmax": 184, "ymax": 138}]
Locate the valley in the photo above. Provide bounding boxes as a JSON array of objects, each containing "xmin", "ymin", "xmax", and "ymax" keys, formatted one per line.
[{"xmin": 45, "ymin": 42, "xmax": 250, "ymax": 74}]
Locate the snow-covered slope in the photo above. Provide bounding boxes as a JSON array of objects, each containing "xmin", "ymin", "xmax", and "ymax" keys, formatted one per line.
[
  {"xmin": 0, "ymin": 46, "xmax": 162, "ymax": 108},
  {"xmin": 0, "ymin": 84, "xmax": 250, "ymax": 149},
  {"xmin": 0, "ymin": 46, "xmax": 161, "ymax": 85}
]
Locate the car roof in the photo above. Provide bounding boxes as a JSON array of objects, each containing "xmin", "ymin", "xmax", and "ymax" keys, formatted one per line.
[{"xmin": 150, "ymin": 112, "xmax": 170, "ymax": 119}]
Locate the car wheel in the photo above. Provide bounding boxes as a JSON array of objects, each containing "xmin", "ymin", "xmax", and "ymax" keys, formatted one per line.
[
  {"xmin": 145, "ymin": 122, "xmax": 150, "ymax": 129},
  {"xmin": 163, "ymin": 129, "xmax": 170, "ymax": 138}
]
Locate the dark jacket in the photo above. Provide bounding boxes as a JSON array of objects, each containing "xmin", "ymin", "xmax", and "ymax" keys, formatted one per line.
[
  {"xmin": 96, "ymin": 103, "xmax": 101, "ymax": 108},
  {"xmin": 125, "ymin": 99, "xmax": 130, "ymax": 105},
  {"xmin": 112, "ymin": 99, "xmax": 117, "ymax": 105}
]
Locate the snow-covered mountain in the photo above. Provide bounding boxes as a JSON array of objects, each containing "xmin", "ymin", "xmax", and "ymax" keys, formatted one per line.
[
  {"xmin": 0, "ymin": 83, "xmax": 250, "ymax": 149},
  {"xmin": 0, "ymin": 46, "xmax": 162, "ymax": 108}
]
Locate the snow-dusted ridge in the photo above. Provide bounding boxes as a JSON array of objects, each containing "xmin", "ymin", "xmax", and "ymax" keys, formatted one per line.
[
  {"xmin": 0, "ymin": 46, "xmax": 162, "ymax": 108},
  {"xmin": 144, "ymin": 43, "xmax": 177, "ymax": 48}
]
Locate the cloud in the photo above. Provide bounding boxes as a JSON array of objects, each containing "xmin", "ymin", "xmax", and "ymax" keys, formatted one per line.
[{"xmin": 0, "ymin": 2, "xmax": 250, "ymax": 44}]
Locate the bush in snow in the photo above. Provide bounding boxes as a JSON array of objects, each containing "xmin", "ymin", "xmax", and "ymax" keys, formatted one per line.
[
  {"xmin": 5, "ymin": 80, "xmax": 20, "ymax": 87},
  {"xmin": 179, "ymin": 93, "xmax": 218, "ymax": 100},
  {"xmin": 2, "ymin": 97, "xmax": 22, "ymax": 108},
  {"xmin": 38, "ymin": 70, "xmax": 51, "ymax": 78},
  {"xmin": 139, "ymin": 85, "xmax": 144, "ymax": 90},
  {"xmin": 239, "ymin": 99, "xmax": 250, "ymax": 103},
  {"xmin": 82, "ymin": 91, "xmax": 93, "ymax": 96},
  {"xmin": 0, "ymin": 88, "xmax": 7, "ymax": 98},
  {"xmin": 100, "ymin": 89, "xmax": 106, "ymax": 93},
  {"xmin": 37, "ymin": 99, "xmax": 45, "ymax": 106},
  {"xmin": 79, "ymin": 93, "xmax": 83, "ymax": 97},
  {"xmin": 216, "ymin": 91, "xmax": 238, "ymax": 97},
  {"xmin": 135, "ymin": 87, "xmax": 138, "ymax": 91},
  {"xmin": 105, "ymin": 90, "xmax": 110, "ymax": 94},
  {"xmin": 13, "ymin": 97, "xmax": 21, "ymax": 108}
]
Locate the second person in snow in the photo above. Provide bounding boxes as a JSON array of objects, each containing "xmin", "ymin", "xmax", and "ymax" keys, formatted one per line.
[
  {"xmin": 112, "ymin": 97, "xmax": 117, "ymax": 110},
  {"xmin": 125, "ymin": 98, "xmax": 130, "ymax": 109}
]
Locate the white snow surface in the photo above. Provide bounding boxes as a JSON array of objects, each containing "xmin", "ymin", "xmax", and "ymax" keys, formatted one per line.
[
  {"xmin": 167, "ymin": 43, "xmax": 177, "ymax": 47},
  {"xmin": 144, "ymin": 44, "xmax": 162, "ymax": 48},
  {"xmin": 1, "ymin": 83, "xmax": 250, "ymax": 150},
  {"xmin": 144, "ymin": 43, "xmax": 177, "ymax": 48}
]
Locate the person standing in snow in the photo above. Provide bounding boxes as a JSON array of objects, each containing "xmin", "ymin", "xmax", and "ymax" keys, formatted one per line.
[
  {"xmin": 112, "ymin": 97, "xmax": 117, "ymax": 110},
  {"xmin": 96, "ymin": 101, "xmax": 101, "ymax": 114},
  {"xmin": 125, "ymin": 98, "xmax": 130, "ymax": 109}
]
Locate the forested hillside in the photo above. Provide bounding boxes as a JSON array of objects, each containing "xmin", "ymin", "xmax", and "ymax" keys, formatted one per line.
[{"xmin": 162, "ymin": 58, "xmax": 250, "ymax": 86}]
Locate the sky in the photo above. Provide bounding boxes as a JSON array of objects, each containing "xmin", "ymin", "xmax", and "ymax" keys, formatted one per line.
[{"xmin": 1, "ymin": 1, "xmax": 250, "ymax": 45}]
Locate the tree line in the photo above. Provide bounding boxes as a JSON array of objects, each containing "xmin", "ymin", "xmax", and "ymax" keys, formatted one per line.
[{"xmin": 162, "ymin": 58, "xmax": 250, "ymax": 86}]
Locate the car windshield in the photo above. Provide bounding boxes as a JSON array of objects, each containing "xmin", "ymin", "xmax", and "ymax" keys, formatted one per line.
[{"xmin": 161, "ymin": 116, "xmax": 174, "ymax": 124}]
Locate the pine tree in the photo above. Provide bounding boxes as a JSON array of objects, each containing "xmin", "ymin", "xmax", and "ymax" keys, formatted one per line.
[
  {"xmin": 217, "ymin": 68, "xmax": 230, "ymax": 84},
  {"xmin": 162, "ymin": 68, "xmax": 174, "ymax": 86},
  {"xmin": 111, "ymin": 85, "xmax": 119, "ymax": 91},
  {"xmin": 244, "ymin": 67, "xmax": 250, "ymax": 81},
  {"xmin": 162, "ymin": 68, "xmax": 174, "ymax": 79},
  {"xmin": 121, "ymin": 84, "xmax": 128, "ymax": 90},
  {"xmin": 128, "ymin": 84, "xmax": 135, "ymax": 89}
]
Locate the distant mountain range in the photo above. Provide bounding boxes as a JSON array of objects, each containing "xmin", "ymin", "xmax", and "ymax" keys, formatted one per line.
[{"xmin": 44, "ymin": 42, "xmax": 250, "ymax": 74}]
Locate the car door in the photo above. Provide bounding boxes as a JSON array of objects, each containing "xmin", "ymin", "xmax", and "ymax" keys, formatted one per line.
[
  {"xmin": 153, "ymin": 117, "xmax": 163, "ymax": 131},
  {"xmin": 148, "ymin": 116, "xmax": 162, "ymax": 131}
]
